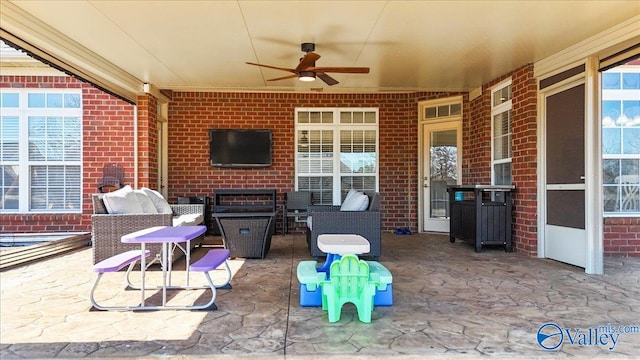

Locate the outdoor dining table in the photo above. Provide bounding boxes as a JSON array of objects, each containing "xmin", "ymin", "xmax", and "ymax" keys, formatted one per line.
[
  {"xmin": 316, "ymin": 234, "xmax": 370, "ymax": 274},
  {"xmin": 121, "ymin": 225, "xmax": 207, "ymax": 309}
]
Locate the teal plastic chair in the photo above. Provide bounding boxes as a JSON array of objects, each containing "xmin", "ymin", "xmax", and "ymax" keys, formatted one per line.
[{"xmin": 320, "ymin": 254, "xmax": 378, "ymax": 323}]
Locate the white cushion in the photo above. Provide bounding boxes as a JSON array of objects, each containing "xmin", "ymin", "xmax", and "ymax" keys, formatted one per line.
[
  {"xmin": 340, "ymin": 191, "xmax": 369, "ymax": 211},
  {"xmin": 358, "ymin": 193, "xmax": 370, "ymax": 211},
  {"xmin": 141, "ymin": 187, "xmax": 173, "ymax": 214},
  {"xmin": 133, "ymin": 190, "xmax": 158, "ymax": 214},
  {"xmin": 172, "ymin": 213, "xmax": 204, "ymax": 227},
  {"xmin": 342, "ymin": 189, "xmax": 359, "ymax": 205},
  {"xmin": 102, "ymin": 185, "xmax": 144, "ymax": 214}
]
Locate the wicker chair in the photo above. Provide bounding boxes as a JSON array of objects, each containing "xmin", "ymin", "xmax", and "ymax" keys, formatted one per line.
[
  {"xmin": 91, "ymin": 194, "xmax": 205, "ymax": 264},
  {"xmin": 282, "ymin": 191, "xmax": 312, "ymax": 235},
  {"xmin": 306, "ymin": 191, "xmax": 381, "ymax": 260}
]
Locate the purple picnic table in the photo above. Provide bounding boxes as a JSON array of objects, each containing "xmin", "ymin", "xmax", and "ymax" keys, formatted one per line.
[{"xmin": 121, "ymin": 225, "xmax": 207, "ymax": 308}]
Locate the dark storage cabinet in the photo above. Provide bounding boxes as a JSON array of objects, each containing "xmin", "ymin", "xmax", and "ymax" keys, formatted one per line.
[{"xmin": 447, "ymin": 185, "xmax": 514, "ymax": 253}]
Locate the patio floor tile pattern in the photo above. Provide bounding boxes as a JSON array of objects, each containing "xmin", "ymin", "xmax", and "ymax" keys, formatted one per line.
[{"xmin": 1, "ymin": 232, "xmax": 639, "ymax": 359}]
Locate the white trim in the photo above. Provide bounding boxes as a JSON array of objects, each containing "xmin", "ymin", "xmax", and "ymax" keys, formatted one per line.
[
  {"xmin": 419, "ymin": 95, "xmax": 464, "ymax": 108},
  {"xmin": 469, "ymin": 87, "xmax": 482, "ymax": 101},
  {"xmin": 537, "ymin": 72, "xmax": 602, "ymax": 274},
  {"xmin": 417, "ymin": 96, "xmax": 463, "ymax": 233},
  {"xmin": 537, "ymin": 77, "xmax": 580, "ymax": 260},
  {"xmin": 546, "ymin": 184, "xmax": 585, "ymax": 191},
  {"xmin": 417, "ymin": 120, "xmax": 462, "ymax": 233},
  {"xmin": 0, "ymin": 2, "xmax": 143, "ymax": 104},
  {"xmin": 490, "ymin": 79, "xmax": 513, "ymax": 185},
  {"xmin": 585, "ymin": 56, "xmax": 604, "ymax": 275},
  {"xmin": 133, "ymin": 106, "xmax": 138, "ymax": 190},
  {"xmin": 535, "ymin": 15, "xmax": 640, "ymax": 79},
  {"xmin": 0, "ymin": 88, "xmax": 83, "ymax": 214},
  {"xmin": 418, "ymin": 96, "xmax": 464, "ymax": 122},
  {"xmin": 143, "ymin": 83, "xmax": 171, "ymax": 104},
  {"xmin": 294, "ymin": 108, "xmax": 379, "ymax": 205}
]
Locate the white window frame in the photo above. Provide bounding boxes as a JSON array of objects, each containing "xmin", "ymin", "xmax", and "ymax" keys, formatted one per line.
[
  {"xmin": 602, "ymin": 65, "xmax": 640, "ymax": 216},
  {"xmin": 491, "ymin": 79, "xmax": 513, "ymax": 185},
  {"xmin": 0, "ymin": 88, "xmax": 83, "ymax": 213},
  {"xmin": 295, "ymin": 107, "xmax": 379, "ymax": 205}
]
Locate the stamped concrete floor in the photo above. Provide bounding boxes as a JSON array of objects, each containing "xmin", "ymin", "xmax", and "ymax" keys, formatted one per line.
[{"xmin": 1, "ymin": 232, "xmax": 639, "ymax": 359}]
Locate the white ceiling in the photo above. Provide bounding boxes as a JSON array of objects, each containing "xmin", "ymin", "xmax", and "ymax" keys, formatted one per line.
[{"xmin": 1, "ymin": 0, "xmax": 639, "ymax": 95}]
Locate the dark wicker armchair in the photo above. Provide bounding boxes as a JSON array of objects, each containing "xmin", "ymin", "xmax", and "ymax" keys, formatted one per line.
[
  {"xmin": 306, "ymin": 191, "xmax": 381, "ymax": 260},
  {"xmin": 91, "ymin": 194, "xmax": 205, "ymax": 264}
]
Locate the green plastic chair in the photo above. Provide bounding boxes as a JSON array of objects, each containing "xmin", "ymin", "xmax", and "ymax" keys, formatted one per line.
[{"xmin": 320, "ymin": 254, "xmax": 378, "ymax": 323}]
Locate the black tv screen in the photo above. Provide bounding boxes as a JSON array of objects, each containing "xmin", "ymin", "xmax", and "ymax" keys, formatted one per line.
[{"xmin": 209, "ymin": 129, "xmax": 272, "ymax": 168}]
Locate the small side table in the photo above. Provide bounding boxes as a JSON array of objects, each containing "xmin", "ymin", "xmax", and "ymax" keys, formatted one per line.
[
  {"xmin": 316, "ymin": 234, "xmax": 370, "ymax": 274},
  {"xmin": 317, "ymin": 234, "xmax": 370, "ymax": 255}
]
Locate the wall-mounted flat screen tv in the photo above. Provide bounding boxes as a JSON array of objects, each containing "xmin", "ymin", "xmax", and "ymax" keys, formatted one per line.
[{"xmin": 209, "ymin": 129, "xmax": 272, "ymax": 168}]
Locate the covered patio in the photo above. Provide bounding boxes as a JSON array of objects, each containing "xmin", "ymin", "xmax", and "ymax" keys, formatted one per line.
[{"xmin": 2, "ymin": 233, "xmax": 639, "ymax": 359}]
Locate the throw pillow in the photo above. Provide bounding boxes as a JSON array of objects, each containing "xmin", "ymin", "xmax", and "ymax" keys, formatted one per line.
[
  {"xmin": 133, "ymin": 190, "xmax": 158, "ymax": 214},
  {"xmin": 342, "ymin": 189, "xmax": 358, "ymax": 205},
  {"xmin": 357, "ymin": 193, "xmax": 370, "ymax": 211},
  {"xmin": 102, "ymin": 185, "xmax": 144, "ymax": 214},
  {"xmin": 340, "ymin": 190, "xmax": 369, "ymax": 211},
  {"xmin": 141, "ymin": 187, "xmax": 173, "ymax": 214}
]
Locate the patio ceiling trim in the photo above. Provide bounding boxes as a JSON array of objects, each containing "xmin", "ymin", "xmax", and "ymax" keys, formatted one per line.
[
  {"xmin": 599, "ymin": 43, "xmax": 640, "ymax": 71},
  {"xmin": 534, "ymin": 15, "xmax": 640, "ymax": 80},
  {"xmin": 0, "ymin": 1, "xmax": 143, "ymax": 104}
]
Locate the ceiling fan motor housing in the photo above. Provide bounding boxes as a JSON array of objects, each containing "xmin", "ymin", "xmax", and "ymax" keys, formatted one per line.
[{"xmin": 301, "ymin": 42, "xmax": 315, "ymax": 53}]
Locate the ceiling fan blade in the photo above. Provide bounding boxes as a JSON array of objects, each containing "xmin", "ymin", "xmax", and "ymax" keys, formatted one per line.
[
  {"xmin": 317, "ymin": 73, "xmax": 339, "ymax": 86},
  {"xmin": 295, "ymin": 52, "xmax": 321, "ymax": 71},
  {"xmin": 245, "ymin": 62, "xmax": 296, "ymax": 73},
  {"xmin": 309, "ymin": 66, "xmax": 370, "ymax": 74},
  {"xmin": 266, "ymin": 74, "xmax": 299, "ymax": 81}
]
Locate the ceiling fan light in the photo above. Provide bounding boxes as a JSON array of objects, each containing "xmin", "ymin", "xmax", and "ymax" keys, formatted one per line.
[{"xmin": 299, "ymin": 71, "xmax": 316, "ymax": 82}]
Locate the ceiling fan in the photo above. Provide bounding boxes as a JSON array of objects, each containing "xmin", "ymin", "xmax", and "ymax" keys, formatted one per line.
[{"xmin": 246, "ymin": 43, "xmax": 369, "ymax": 86}]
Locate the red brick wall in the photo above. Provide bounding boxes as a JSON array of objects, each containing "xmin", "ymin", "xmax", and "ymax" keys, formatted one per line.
[
  {"xmin": 465, "ymin": 65, "xmax": 539, "ymax": 256},
  {"xmin": 604, "ymin": 218, "xmax": 640, "ymax": 256},
  {"xmin": 465, "ymin": 88, "xmax": 492, "ymax": 184},
  {"xmin": 167, "ymin": 91, "xmax": 441, "ymax": 233},
  {"xmin": 511, "ymin": 65, "xmax": 538, "ymax": 255},
  {"xmin": 136, "ymin": 94, "xmax": 158, "ymax": 188}
]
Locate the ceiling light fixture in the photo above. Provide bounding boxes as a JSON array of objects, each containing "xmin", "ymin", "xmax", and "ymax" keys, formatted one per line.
[{"xmin": 298, "ymin": 71, "xmax": 316, "ymax": 82}]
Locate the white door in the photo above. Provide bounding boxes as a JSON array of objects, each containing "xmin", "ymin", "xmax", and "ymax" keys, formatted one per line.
[
  {"xmin": 422, "ymin": 122, "xmax": 461, "ymax": 232},
  {"xmin": 542, "ymin": 80, "xmax": 587, "ymax": 267}
]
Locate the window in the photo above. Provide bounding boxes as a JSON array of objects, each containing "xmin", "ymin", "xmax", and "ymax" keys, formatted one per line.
[
  {"xmin": 491, "ymin": 80, "xmax": 512, "ymax": 185},
  {"xmin": 296, "ymin": 108, "xmax": 378, "ymax": 205},
  {"xmin": 424, "ymin": 103, "xmax": 462, "ymax": 119},
  {"xmin": 0, "ymin": 89, "xmax": 82, "ymax": 213},
  {"xmin": 603, "ymin": 65, "xmax": 640, "ymax": 215}
]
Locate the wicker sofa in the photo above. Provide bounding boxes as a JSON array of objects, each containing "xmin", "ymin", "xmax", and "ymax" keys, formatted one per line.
[
  {"xmin": 306, "ymin": 191, "xmax": 381, "ymax": 260},
  {"xmin": 91, "ymin": 191, "xmax": 205, "ymax": 265}
]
